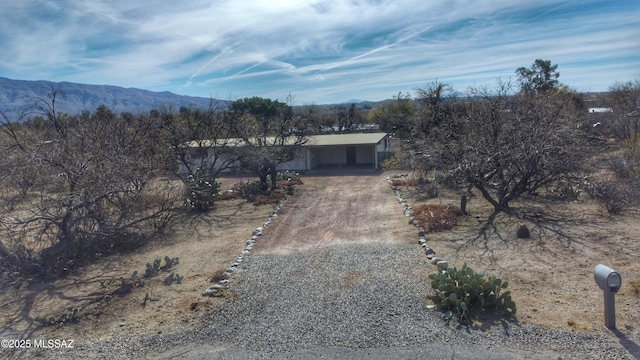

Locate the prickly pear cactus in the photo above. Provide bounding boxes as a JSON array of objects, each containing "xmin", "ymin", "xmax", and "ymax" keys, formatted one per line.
[{"xmin": 428, "ymin": 263, "xmax": 516, "ymax": 323}]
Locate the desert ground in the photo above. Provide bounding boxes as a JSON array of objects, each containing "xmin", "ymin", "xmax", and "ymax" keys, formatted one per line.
[{"xmin": 1, "ymin": 171, "xmax": 638, "ymax": 358}]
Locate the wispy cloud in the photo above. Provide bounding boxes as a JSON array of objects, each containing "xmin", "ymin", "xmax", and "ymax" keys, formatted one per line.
[{"xmin": 0, "ymin": 0, "xmax": 638, "ymax": 103}]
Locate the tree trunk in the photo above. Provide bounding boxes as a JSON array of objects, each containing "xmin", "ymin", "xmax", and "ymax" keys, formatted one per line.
[
  {"xmin": 40, "ymin": 212, "xmax": 75, "ymax": 274},
  {"xmin": 460, "ymin": 194, "xmax": 467, "ymax": 215},
  {"xmin": 270, "ymin": 168, "xmax": 278, "ymax": 192},
  {"xmin": 259, "ymin": 173, "xmax": 269, "ymax": 192},
  {"xmin": 473, "ymin": 182, "xmax": 501, "ymax": 212}
]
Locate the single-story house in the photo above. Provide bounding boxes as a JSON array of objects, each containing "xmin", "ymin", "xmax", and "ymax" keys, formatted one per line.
[
  {"xmin": 181, "ymin": 132, "xmax": 391, "ymax": 173},
  {"xmin": 280, "ymin": 132, "xmax": 390, "ymax": 171}
]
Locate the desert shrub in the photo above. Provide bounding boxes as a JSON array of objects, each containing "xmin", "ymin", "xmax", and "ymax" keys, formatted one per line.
[
  {"xmin": 275, "ymin": 170, "xmax": 301, "ymax": 182},
  {"xmin": 393, "ymin": 177, "xmax": 421, "ymax": 187},
  {"xmin": 265, "ymin": 171, "xmax": 302, "ymax": 187},
  {"xmin": 275, "ymin": 176, "xmax": 303, "ymax": 196},
  {"xmin": 413, "ymin": 204, "xmax": 462, "ymax": 232},
  {"xmin": 232, "ymin": 180, "xmax": 263, "ymax": 198},
  {"xmin": 230, "ymin": 178, "xmax": 291, "ymax": 205},
  {"xmin": 35, "ymin": 307, "xmax": 80, "ymax": 328},
  {"xmin": 551, "ymin": 177, "xmax": 581, "ymax": 201},
  {"xmin": 251, "ymin": 191, "xmax": 285, "ymax": 206},
  {"xmin": 184, "ymin": 171, "xmax": 220, "ymax": 212},
  {"xmin": 382, "ymin": 152, "xmax": 411, "ymax": 170},
  {"xmin": 406, "ymin": 178, "xmax": 421, "ymax": 186},
  {"xmin": 599, "ymin": 186, "xmax": 629, "ymax": 215},
  {"xmin": 544, "ymin": 177, "xmax": 584, "ymax": 201},
  {"xmin": 218, "ymin": 190, "xmax": 241, "ymax": 201},
  {"xmin": 413, "ymin": 182, "xmax": 439, "ymax": 200},
  {"xmin": 608, "ymin": 155, "xmax": 632, "ymax": 179},
  {"xmin": 128, "ymin": 271, "xmax": 145, "ymax": 288},
  {"xmin": 128, "ymin": 256, "xmax": 183, "ymax": 288},
  {"xmin": 277, "ymin": 179, "xmax": 303, "ymax": 188},
  {"xmin": 608, "ymin": 144, "xmax": 640, "ymax": 180},
  {"xmin": 429, "ymin": 263, "xmax": 516, "ymax": 324},
  {"xmin": 583, "ymin": 180, "xmax": 630, "ymax": 214},
  {"xmin": 285, "ymin": 184, "xmax": 295, "ymax": 195}
]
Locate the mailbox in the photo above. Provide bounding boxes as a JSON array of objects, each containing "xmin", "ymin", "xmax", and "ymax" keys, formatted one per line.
[
  {"xmin": 594, "ymin": 264, "xmax": 622, "ymax": 293},
  {"xmin": 594, "ymin": 264, "xmax": 622, "ymax": 329}
]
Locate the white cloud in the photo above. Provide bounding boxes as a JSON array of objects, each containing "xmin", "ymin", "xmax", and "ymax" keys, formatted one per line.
[{"xmin": 0, "ymin": 0, "xmax": 638, "ymax": 103}]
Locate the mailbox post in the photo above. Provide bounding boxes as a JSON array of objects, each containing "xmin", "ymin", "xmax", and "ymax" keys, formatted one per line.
[{"xmin": 594, "ymin": 264, "xmax": 622, "ymax": 329}]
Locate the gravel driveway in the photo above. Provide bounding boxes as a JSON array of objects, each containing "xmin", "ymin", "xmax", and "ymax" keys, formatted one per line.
[{"xmin": 34, "ymin": 173, "xmax": 636, "ymax": 359}]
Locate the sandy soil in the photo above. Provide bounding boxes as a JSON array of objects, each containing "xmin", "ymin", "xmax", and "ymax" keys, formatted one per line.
[
  {"xmin": 399, "ymin": 179, "xmax": 640, "ymax": 333},
  {"xmin": 1, "ymin": 171, "xmax": 638, "ymax": 349},
  {"xmin": 0, "ymin": 176, "xmax": 275, "ymax": 342}
]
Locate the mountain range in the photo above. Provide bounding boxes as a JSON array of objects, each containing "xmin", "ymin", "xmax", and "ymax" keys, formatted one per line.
[{"xmin": 0, "ymin": 77, "xmax": 227, "ymax": 121}]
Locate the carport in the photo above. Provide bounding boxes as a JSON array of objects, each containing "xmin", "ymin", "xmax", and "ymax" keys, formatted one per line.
[{"xmin": 279, "ymin": 132, "xmax": 390, "ymax": 171}]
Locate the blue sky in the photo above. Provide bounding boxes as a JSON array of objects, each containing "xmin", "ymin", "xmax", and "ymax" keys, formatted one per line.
[{"xmin": 0, "ymin": 0, "xmax": 638, "ymax": 104}]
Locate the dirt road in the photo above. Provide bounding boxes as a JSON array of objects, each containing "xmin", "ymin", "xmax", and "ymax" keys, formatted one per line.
[{"xmin": 255, "ymin": 173, "xmax": 413, "ymax": 254}]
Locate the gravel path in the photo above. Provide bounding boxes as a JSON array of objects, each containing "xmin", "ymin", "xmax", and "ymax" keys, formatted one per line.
[{"xmin": 20, "ymin": 173, "xmax": 638, "ymax": 359}]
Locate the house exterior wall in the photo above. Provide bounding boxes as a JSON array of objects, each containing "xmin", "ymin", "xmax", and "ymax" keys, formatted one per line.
[
  {"xmin": 376, "ymin": 137, "xmax": 389, "ymax": 152},
  {"xmin": 308, "ymin": 145, "xmax": 376, "ymax": 168},
  {"xmin": 309, "ymin": 149, "xmax": 321, "ymax": 168},
  {"xmin": 318, "ymin": 146, "xmax": 347, "ymax": 165},
  {"xmin": 355, "ymin": 146, "xmax": 373, "ymax": 164}
]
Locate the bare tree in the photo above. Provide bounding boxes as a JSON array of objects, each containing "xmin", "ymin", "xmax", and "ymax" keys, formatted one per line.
[
  {"xmin": 414, "ymin": 80, "xmax": 590, "ymax": 222},
  {"xmin": 159, "ymin": 104, "xmax": 241, "ymax": 211},
  {"xmin": 331, "ymin": 103, "xmax": 365, "ymax": 133},
  {"xmin": 0, "ymin": 91, "xmax": 180, "ymax": 276},
  {"xmin": 369, "ymin": 92, "xmax": 415, "ymax": 135},
  {"xmin": 298, "ymin": 104, "xmax": 334, "ymax": 132},
  {"xmin": 591, "ymin": 80, "xmax": 640, "ymax": 209},
  {"xmin": 229, "ymin": 96, "xmax": 309, "ymax": 191},
  {"xmin": 603, "ymin": 80, "xmax": 640, "ymax": 146}
]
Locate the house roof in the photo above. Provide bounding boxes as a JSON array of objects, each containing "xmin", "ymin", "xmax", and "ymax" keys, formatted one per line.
[
  {"xmin": 184, "ymin": 132, "xmax": 387, "ymax": 148},
  {"xmin": 306, "ymin": 132, "xmax": 387, "ymax": 146}
]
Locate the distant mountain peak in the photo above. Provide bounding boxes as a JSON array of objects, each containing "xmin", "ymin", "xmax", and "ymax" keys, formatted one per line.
[
  {"xmin": 0, "ymin": 77, "xmax": 228, "ymax": 121},
  {"xmin": 342, "ymin": 98, "xmax": 367, "ymax": 104}
]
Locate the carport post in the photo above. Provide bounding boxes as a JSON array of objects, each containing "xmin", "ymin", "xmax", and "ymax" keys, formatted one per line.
[{"xmin": 373, "ymin": 146, "xmax": 377, "ymax": 169}]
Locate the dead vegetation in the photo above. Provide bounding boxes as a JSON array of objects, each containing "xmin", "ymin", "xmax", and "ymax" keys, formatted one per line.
[
  {"xmin": 412, "ymin": 204, "xmax": 463, "ymax": 232},
  {"xmin": 395, "ymin": 170, "xmax": 640, "ymax": 332},
  {"xmin": 0, "ymin": 176, "xmax": 280, "ymax": 341}
]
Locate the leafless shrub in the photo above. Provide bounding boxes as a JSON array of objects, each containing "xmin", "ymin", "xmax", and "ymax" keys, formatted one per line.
[
  {"xmin": 382, "ymin": 152, "xmax": 411, "ymax": 170},
  {"xmin": 583, "ymin": 180, "xmax": 630, "ymax": 214},
  {"xmin": 413, "ymin": 204, "xmax": 462, "ymax": 232},
  {"xmin": 250, "ymin": 191, "xmax": 285, "ymax": 206},
  {"xmin": 413, "ymin": 181, "xmax": 439, "ymax": 201}
]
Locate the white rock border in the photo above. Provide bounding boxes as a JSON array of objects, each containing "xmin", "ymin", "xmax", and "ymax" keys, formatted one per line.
[
  {"xmin": 204, "ymin": 174, "xmax": 446, "ymax": 297},
  {"xmin": 202, "ymin": 201, "xmax": 283, "ymax": 297},
  {"xmin": 386, "ymin": 175, "xmax": 448, "ymax": 271}
]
